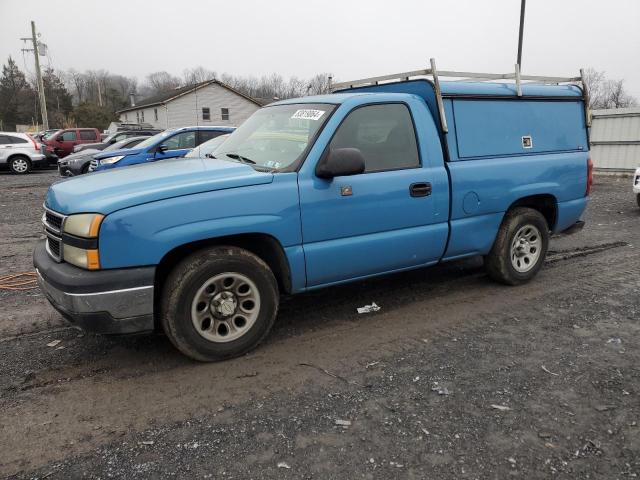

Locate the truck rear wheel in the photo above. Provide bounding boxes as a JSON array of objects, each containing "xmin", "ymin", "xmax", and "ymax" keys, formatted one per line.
[
  {"xmin": 484, "ymin": 207, "xmax": 549, "ymax": 285},
  {"xmin": 160, "ymin": 246, "xmax": 279, "ymax": 361}
]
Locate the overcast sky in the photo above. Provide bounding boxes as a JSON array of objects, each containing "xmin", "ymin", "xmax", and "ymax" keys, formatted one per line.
[{"xmin": 1, "ymin": 0, "xmax": 639, "ymax": 98}]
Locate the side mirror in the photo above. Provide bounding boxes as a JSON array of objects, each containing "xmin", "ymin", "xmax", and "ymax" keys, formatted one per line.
[
  {"xmin": 315, "ymin": 148, "xmax": 366, "ymax": 179},
  {"xmin": 157, "ymin": 144, "xmax": 169, "ymax": 153}
]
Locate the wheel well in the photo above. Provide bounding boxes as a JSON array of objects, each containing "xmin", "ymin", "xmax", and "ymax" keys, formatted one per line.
[
  {"xmin": 507, "ymin": 194, "xmax": 557, "ymax": 230},
  {"xmin": 8, "ymin": 154, "xmax": 31, "ymax": 162},
  {"xmin": 154, "ymin": 233, "xmax": 293, "ymax": 300}
]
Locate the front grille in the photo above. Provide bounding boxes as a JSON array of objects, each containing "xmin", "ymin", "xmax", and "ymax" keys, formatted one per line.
[
  {"xmin": 42, "ymin": 207, "xmax": 66, "ymax": 262},
  {"xmin": 45, "ymin": 211, "xmax": 63, "ymax": 231},
  {"xmin": 47, "ymin": 237, "xmax": 61, "ymax": 258}
]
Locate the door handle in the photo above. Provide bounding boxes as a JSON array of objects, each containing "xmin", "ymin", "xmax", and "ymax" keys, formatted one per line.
[{"xmin": 410, "ymin": 182, "xmax": 432, "ymax": 197}]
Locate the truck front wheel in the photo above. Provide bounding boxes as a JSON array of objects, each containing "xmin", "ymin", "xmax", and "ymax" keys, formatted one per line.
[
  {"xmin": 160, "ymin": 246, "xmax": 279, "ymax": 361},
  {"xmin": 484, "ymin": 207, "xmax": 549, "ymax": 285}
]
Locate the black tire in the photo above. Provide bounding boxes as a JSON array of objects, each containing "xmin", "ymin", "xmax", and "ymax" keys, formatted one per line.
[
  {"xmin": 8, "ymin": 156, "xmax": 32, "ymax": 174},
  {"xmin": 484, "ymin": 207, "xmax": 549, "ymax": 285},
  {"xmin": 160, "ymin": 246, "xmax": 279, "ymax": 362}
]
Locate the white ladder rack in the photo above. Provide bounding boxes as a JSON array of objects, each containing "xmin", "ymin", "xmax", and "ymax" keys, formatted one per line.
[{"xmin": 330, "ymin": 58, "xmax": 590, "ymax": 133}]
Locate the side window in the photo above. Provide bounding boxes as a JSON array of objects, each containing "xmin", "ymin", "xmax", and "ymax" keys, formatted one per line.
[
  {"xmin": 330, "ymin": 104, "xmax": 420, "ymax": 173},
  {"xmin": 198, "ymin": 130, "xmax": 221, "ymax": 143},
  {"xmin": 5, "ymin": 135, "xmax": 28, "ymax": 144},
  {"xmin": 61, "ymin": 131, "xmax": 77, "ymax": 142},
  {"xmin": 80, "ymin": 130, "xmax": 97, "ymax": 141},
  {"xmin": 221, "ymin": 108, "xmax": 230, "ymax": 121},
  {"xmin": 202, "ymin": 107, "xmax": 211, "ymax": 121},
  {"xmin": 163, "ymin": 131, "xmax": 196, "ymax": 150},
  {"xmin": 0, "ymin": 136, "xmax": 8, "ymax": 144}
]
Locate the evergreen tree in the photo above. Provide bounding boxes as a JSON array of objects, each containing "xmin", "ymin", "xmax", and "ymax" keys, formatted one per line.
[{"xmin": 0, "ymin": 57, "xmax": 36, "ymax": 130}]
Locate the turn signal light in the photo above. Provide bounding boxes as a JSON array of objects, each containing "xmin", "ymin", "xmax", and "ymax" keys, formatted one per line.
[{"xmin": 586, "ymin": 158, "xmax": 593, "ymax": 196}]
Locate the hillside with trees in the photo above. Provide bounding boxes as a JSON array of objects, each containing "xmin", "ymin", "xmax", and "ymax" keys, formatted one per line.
[{"xmin": 0, "ymin": 58, "xmax": 635, "ymax": 132}]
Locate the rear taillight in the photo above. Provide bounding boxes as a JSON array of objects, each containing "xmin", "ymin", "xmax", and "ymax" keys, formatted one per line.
[
  {"xmin": 29, "ymin": 136, "xmax": 39, "ymax": 153},
  {"xmin": 586, "ymin": 158, "xmax": 593, "ymax": 196}
]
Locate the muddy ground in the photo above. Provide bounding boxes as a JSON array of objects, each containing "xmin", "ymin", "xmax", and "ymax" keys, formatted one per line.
[{"xmin": 0, "ymin": 169, "xmax": 638, "ymax": 479}]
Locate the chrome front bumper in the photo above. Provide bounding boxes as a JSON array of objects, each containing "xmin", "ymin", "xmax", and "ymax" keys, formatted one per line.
[
  {"xmin": 37, "ymin": 269, "xmax": 153, "ymax": 318},
  {"xmin": 34, "ymin": 241, "xmax": 155, "ymax": 334}
]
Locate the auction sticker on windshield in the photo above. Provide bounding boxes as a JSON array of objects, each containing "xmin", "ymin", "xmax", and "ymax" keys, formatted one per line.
[{"xmin": 291, "ymin": 109, "xmax": 325, "ymax": 121}]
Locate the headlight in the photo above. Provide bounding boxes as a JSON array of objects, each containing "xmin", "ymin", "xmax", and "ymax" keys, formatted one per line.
[
  {"xmin": 100, "ymin": 155, "xmax": 125, "ymax": 165},
  {"xmin": 64, "ymin": 213, "xmax": 104, "ymax": 238},
  {"xmin": 62, "ymin": 213, "xmax": 104, "ymax": 270}
]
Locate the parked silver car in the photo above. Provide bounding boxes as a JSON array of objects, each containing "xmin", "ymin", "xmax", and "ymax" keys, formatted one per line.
[{"xmin": 0, "ymin": 132, "xmax": 47, "ymax": 174}]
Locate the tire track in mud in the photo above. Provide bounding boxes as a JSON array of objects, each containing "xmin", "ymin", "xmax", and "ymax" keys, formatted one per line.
[{"xmin": 546, "ymin": 241, "xmax": 628, "ymax": 264}]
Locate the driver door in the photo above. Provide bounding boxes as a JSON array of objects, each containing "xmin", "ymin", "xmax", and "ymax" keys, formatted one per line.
[{"xmin": 298, "ymin": 102, "xmax": 448, "ymax": 287}]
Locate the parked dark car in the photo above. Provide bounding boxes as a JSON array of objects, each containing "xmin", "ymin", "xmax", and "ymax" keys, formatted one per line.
[
  {"xmin": 58, "ymin": 136, "xmax": 149, "ymax": 176},
  {"xmin": 74, "ymin": 129, "xmax": 161, "ymax": 154}
]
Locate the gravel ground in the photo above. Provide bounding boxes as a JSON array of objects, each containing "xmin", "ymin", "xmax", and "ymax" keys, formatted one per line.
[{"xmin": 0, "ymin": 169, "xmax": 638, "ymax": 479}]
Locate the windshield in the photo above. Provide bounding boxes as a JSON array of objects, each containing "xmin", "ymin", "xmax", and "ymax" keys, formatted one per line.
[
  {"xmin": 135, "ymin": 129, "xmax": 175, "ymax": 150},
  {"xmin": 185, "ymin": 134, "xmax": 230, "ymax": 158},
  {"xmin": 104, "ymin": 137, "xmax": 143, "ymax": 152},
  {"xmin": 214, "ymin": 103, "xmax": 335, "ymax": 170}
]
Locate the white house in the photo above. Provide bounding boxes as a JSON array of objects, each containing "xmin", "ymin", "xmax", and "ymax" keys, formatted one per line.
[{"xmin": 116, "ymin": 79, "xmax": 263, "ymax": 129}]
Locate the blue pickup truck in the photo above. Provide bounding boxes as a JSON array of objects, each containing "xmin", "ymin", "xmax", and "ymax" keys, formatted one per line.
[{"xmin": 35, "ymin": 64, "xmax": 592, "ymax": 361}]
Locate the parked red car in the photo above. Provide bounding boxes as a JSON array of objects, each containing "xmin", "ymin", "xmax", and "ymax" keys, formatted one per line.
[{"xmin": 43, "ymin": 128, "xmax": 101, "ymax": 158}]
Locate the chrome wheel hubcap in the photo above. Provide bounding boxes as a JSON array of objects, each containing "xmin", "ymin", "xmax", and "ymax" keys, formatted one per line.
[
  {"xmin": 510, "ymin": 224, "xmax": 542, "ymax": 273},
  {"xmin": 13, "ymin": 159, "xmax": 28, "ymax": 172},
  {"xmin": 191, "ymin": 272, "xmax": 260, "ymax": 343}
]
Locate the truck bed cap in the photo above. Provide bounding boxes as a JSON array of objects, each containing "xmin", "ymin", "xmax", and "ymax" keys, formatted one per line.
[{"xmin": 439, "ymin": 81, "xmax": 583, "ymax": 98}]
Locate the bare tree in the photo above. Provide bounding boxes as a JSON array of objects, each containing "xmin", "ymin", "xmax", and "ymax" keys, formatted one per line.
[
  {"xmin": 306, "ymin": 73, "xmax": 332, "ymax": 95},
  {"xmin": 183, "ymin": 66, "xmax": 216, "ymax": 85},
  {"xmin": 145, "ymin": 71, "xmax": 181, "ymax": 94},
  {"xmin": 583, "ymin": 68, "xmax": 637, "ymax": 109},
  {"xmin": 62, "ymin": 69, "xmax": 87, "ymax": 104}
]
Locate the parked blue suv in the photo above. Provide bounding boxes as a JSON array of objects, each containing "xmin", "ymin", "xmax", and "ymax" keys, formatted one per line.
[{"xmin": 90, "ymin": 126, "xmax": 235, "ymax": 171}]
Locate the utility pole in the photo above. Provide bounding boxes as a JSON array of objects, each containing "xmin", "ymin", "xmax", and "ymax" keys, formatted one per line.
[
  {"xmin": 517, "ymin": 0, "xmax": 526, "ymax": 69},
  {"xmin": 20, "ymin": 21, "xmax": 49, "ymax": 130}
]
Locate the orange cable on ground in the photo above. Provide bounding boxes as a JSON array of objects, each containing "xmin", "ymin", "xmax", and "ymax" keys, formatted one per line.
[{"xmin": 0, "ymin": 272, "xmax": 38, "ymax": 291}]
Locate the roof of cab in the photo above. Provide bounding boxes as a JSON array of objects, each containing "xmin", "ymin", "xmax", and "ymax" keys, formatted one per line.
[{"xmin": 271, "ymin": 93, "xmax": 368, "ymax": 106}]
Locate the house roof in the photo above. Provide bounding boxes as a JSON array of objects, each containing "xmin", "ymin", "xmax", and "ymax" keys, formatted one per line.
[{"xmin": 116, "ymin": 79, "xmax": 262, "ymax": 114}]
